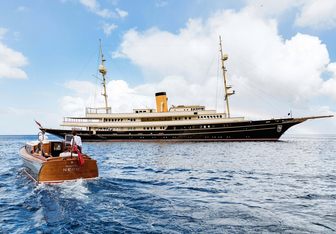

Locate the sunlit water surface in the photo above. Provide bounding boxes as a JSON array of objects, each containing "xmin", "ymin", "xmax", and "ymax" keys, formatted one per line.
[{"xmin": 0, "ymin": 135, "xmax": 335, "ymax": 233}]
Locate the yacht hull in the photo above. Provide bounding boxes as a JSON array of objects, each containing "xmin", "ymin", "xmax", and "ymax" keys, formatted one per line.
[{"xmin": 43, "ymin": 117, "xmax": 312, "ymax": 142}]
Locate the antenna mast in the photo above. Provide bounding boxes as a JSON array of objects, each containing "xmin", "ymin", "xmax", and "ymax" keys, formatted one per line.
[
  {"xmin": 219, "ymin": 36, "xmax": 234, "ymax": 118},
  {"xmin": 98, "ymin": 39, "xmax": 109, "ymax": 113}
]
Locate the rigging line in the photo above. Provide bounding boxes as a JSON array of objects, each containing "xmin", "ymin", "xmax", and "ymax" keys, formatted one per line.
[
  {"xmin": 204, "ymin": 49, "xmax": 217, "ymax": 77},
  {"xmin": 215, "ymin": 51, "xmax": 220, "ymax": 111},
  {"xmin": 93, "ymin": 43, "xmax": 101, "ymax": 107},
  {"xmin": 201, "ymin": 50, "xmax": 217, "ymax": 82},
  {"xmin": 227, "ymin": 58, "xmax": 291, "ymax": 115},
  {"xmin": 71, "ymin": 48, "xmax": 97, "ymax": 108},
  {"xmin": 197, "ymin": 49, "xmax": 218, "ymax": 109},
  {"xmin": 235, "ymin": 56, "xmax": 297, "ymax": 106},
  {"xmin": 234, "ymin": 78, "xmax": 287, "ymax": 116},
  {"xmin": 75, "ymin": 49, "xmax": 97, "ymax": 81},
  {"xmin": 238, "ymin": 77, "xmax": 290, "ymax": 110},
  {"xmin": 235, "ymin": 79, "xmax": 278, "ymax": 113},
  {"xmin": 241, "ymin": 76, "xmax": 291, "ymax": 106}
]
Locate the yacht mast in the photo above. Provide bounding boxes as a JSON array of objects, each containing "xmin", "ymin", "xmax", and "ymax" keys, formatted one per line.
[
  {"xmin": 219, "ymin": 36, "xmax": 234, "ymax": 118},
  {"xmin": 98, "ymin": 39, "xmax": 109, "ymax": 113}
]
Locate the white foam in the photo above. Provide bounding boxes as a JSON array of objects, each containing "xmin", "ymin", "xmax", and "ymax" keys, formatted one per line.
[
  {"xmin": 58, "ymin": 179, "xmax": 90, "ymax": 201},
  {"xmin": 33, "ymin": 207, "xmax": 46, "ymax": 228},
  {"xmin": 34, "ymin": 183, "xmax": 47, "ymax": 192}
]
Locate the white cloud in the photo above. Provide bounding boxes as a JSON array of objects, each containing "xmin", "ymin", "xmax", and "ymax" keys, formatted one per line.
[
  {"xmin": 321, "ymin": 63, "xmax": 336, "ymax": 100},
  {"xmin": 102, "ymin": 22, "xmax": 118, "ymax": 36},
  {"xmin": 0, "ymin": 27, "xmax": 8, "ymax": 40},
  {"xmin": 1, "ymin": 99, "xmax": 66, "ymax": 134},
  {"xmin": 0, "ymin": 28, "xmax": 28, "ymax": 79},
  {"xmin": 245, "ymin": 0, "xmax": 303, "ymax": 17},
  {"xmin": 295, "ymin": 0, "xmax": 336, "ymax": 29},
  {"xmin": 115, "ymin": 8, "xmax": 128, "ymax": 18},
  {"xmin": 65, "ymin": 80, "xmax": 97, "ymax": 95},
  {"xmin": 118, "ymin": 9, "xmax": 331, "ymax": 104},
  {"xmin": 78, "ymin": 0, "xmax": 128, "ymax": 19},
  {"xmin": 61, "ymin": 96, "xmax": 86, "ymax": 116},
  {"xmin": 61, "ymin": 8, "xmax": 335, "ymax": 133},
  {"xmin": 79, "ymin": 0, "xmax": 113, "ymax": 18},
  {"xmin": 0, "ymin": 107, "xmax": 61, "ymax": 134},
  {"xmin": 61, "ymin": 79, "xmax": 153, "ymax": 115},
  {"xmin": 246, "ymin": 0, "xmax": 336, "ymax": 29}
]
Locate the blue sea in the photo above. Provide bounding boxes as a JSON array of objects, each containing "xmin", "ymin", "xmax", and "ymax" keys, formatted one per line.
[{"xmin": 0, "ymin": 135, "xmax": 335, "ymax": 233}]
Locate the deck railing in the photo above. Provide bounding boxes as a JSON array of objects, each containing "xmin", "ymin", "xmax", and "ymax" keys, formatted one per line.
[
  {"xmin": 63, "ymin": 117, "xmax": 102, "ymax": 123},
  {"xmin": 86, "ymin": 107, "xmax": 112, "ymax": 115}
]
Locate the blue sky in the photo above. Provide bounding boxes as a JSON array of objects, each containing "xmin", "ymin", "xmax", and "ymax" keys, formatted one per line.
[{"xmin": 0, "ymin": 0, "xmax": 335, "ymax": 134}]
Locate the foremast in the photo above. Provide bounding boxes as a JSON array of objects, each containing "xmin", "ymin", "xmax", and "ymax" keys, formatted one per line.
[
  {"xmin": 98, "ymin": 39, "xmax": 109, "ymax": 113},
  {"xmin": 219, "ymin": 36, "xmax": 235, "ymax": 118}
]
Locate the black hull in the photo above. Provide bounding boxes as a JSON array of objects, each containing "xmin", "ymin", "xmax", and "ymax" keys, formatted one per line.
[{"xmin": 43, "ymin": 117, "xmax": 308, "ymax": 142}]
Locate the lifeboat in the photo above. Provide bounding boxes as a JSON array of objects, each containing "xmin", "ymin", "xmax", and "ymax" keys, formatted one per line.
[{"xmin": 19, "ymin": 132, "xmax": 99, "ymax": 183}]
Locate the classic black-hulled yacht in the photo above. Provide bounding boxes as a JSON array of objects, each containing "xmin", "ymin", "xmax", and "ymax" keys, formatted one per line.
[{"xmin": 43, "ymin": 38, "xmax": 333, "ymax": 141}]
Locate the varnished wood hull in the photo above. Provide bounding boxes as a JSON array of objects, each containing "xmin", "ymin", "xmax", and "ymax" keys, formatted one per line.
[{"xmin": 19, "ymin": 147, "xmax": 98, "ymax": 183}]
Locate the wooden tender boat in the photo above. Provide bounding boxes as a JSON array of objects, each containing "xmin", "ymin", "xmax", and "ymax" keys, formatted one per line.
[{"xmin": 19, "ymin": 133, "xmax": 98, "ymax": 183}]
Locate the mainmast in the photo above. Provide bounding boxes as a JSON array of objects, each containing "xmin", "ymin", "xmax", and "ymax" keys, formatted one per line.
[
  {"xmin": 219, "ymin": 36, "xmax": 235, "ymax": 118},
  {"xmin": 98, "ymin": 39, "xmax": 109, "ymax": 113}
]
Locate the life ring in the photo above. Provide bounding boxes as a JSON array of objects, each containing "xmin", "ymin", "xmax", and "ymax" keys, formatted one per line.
[{"xmin": 38, "ymin": 131, "xmax": 44, "ymax": 142}]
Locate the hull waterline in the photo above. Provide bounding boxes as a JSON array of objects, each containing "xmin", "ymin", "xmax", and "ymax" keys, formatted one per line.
[{"xmin": 42, "ymin": 117, "xmax": 327, "ymax": 142}]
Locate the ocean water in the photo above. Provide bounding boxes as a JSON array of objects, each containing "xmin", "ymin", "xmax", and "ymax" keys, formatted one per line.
[{"xmin": 0, "ymin": 135, "xmax": 335, "ymax": 233}]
